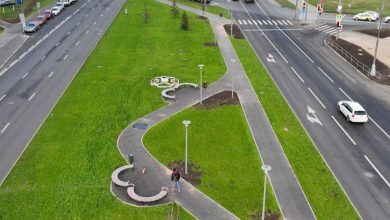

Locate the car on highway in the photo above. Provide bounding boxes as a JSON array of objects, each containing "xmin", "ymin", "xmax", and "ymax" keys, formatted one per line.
[
  {"xmin": 55, "ymin": 2, "xmax": 65, "ymax": 11},
  {"xmin": 353, "ymin": 13, "xmax": 377, "ymax": 22},
  {"xmin": 36, "ymin": 15, "xmax": 47, "ymax": 26},
  {"xmin": 0, "ymin": 0, "xmax": 15, "ymax": 6},
  {"xmin": 44, "ymin": 9, "xmax": 54, "ymax": 20},
  {"xmin": 24, "ymin": 21, "xmax": 40, "ymax": 33},
  {"xmin": 51, "ymin": 6, "xmax": 61, "ymax": 16},
  {"xmin": 364, "ymin": 11, "xmax": 379, "ymax": 19},
  {"xmin": 337, "ymin": 101, "xmax": 368, "ymax": 123},
  {"xmin": 385, "ymin": 16, "xmax": 390, "ymax": 23}
]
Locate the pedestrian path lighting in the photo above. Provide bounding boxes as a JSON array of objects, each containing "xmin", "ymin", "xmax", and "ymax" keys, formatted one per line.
[
  {"xmin": 261, "ymin": 164, "xmax": 272, "ymax": 220},
  {"xmin": 183, "ymin": 120, "xmax": 191, "ymax": 174},
  {"xmin": 231, "ymin": 58, "xmax": 236, "ymax": 98},
  {"xmin": 198, "ymin": 64, "xmax": 204, "ymax": 105}
]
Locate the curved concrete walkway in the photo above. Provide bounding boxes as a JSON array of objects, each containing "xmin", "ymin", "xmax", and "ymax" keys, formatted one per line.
[{"xmin": 112, "ymin": 1, "xmax": 316, "ymax": 219}]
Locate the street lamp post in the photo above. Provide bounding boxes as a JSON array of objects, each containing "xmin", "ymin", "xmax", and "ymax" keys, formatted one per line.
[
  {"xmin": 294, "ymin": 0, "xmax": 299, "ymax": 20},
  {"xmin": 336, "ymin": 0, "xmax": 343, "ymax": 40},
  {"xmin": 261, "ymin": 164, "xmax": 272, "ymax": 220},
  {"xmin": 230, "ymin": 0, "xmax": 233, "ymax": 36},
  {"xmin": 198, "ymin": 64, "xmax": 204, "ymax": 105},
  {"xmin": 370, "ymin": 0, "xmax": 385, "ymax": 76},
  {"xmin": 231, "ymin": 58, "xmax": 236, "ymax": 98},
  {"xmin": 182, "ymin": 120, "xmax": 191, "ymax": 174}
]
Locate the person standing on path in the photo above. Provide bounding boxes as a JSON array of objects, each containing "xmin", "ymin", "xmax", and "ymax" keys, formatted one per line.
[{"xmin": 171, "ymin": 168, "xmax": 181, "ymax": 192}]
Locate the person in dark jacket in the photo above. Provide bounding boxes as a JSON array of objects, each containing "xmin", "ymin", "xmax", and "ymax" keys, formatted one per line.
[{"xmin": 171, "ymin": 168, "xmax": 181, "ymax": 192}]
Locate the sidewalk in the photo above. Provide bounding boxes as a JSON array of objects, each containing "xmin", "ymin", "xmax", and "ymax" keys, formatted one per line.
[{"xmin": 112, "ymin": 0, "xmax": 316, "ymax": 219}]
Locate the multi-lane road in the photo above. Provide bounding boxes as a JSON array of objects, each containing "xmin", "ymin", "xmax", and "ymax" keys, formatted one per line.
[
  {"xmin": 224, "ymin": 0, "xmax": 390, "ymax": 218},
  {"xmin": 0, "ymin": 0, "xmax": 125, "ymax": 186}
]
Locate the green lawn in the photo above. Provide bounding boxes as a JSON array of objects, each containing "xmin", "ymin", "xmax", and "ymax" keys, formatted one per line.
[
  {"xmin": 144, "ymin": 105, "xmax": 281, "ymax": 219},
  {"xmin": 174, "ymin": 0, "xmax": 231, "ymax": 18},
  {"xmin": 0, "ymin": 0, "xmax": 55, "ymax": 23},
  {"xmin": 274, "ymin": 0, "xmax": 296, "ymax": 9},
  {"xmin": 230, "ymin": 37, "xmax": 359, "ymax": 219},
  {"xmin": 0, "ymin": 0, "xmax": 225, "ymax": 218}
]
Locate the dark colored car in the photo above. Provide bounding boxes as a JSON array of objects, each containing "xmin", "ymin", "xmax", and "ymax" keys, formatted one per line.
[
  {"xmin": 36, "ymin": 15, "xmax": 47, "ymax": 26},
  {"xmin": 44, "ymin": 9, "xmax": 54, "ymax": 20}
]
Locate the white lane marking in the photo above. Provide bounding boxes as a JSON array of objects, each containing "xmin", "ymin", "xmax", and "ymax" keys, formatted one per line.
[
  {"xmin": 85, "ymin": 30, "xmax": 89, "ymax": 35},
  {"xmin": 277, "ymin": 20, "xmax": 283, "ymax": 25},
  {"xmin": 286, "ymin": 20, "xmax": 293, "ymax": 25},
  {"xmin": 247, "ymin": 20, "xmax": 252, "ymax": 25},
  {"xmin": 93, "ymin": 21, "xmax": 96, "ymax": 25},
  {"xmin": 100, "ymin": 13, "xmax": 103, "ymax": 17},
  {"xmin": 369, "ymin": 117, "xmax": 390, "ymax": 140},
  {"xmin": 77, "ymin": 22, "xmax": 81, "ymax": 26},
  {"xmin": 324, "ymin": 29, "xmax": 337, "ymax": 34},
  {"xmin": 252, "ymin": 20, "xmax": 257, "ymax": 25},
  {"xmin": 307, "ymin": 105, "xmax": 323, "ymax": 126},
  {"xmin": 257, "ymin": 20, "xmax": 263, "ymax": 25},
  {"xmin": 318, "ymin": 66, "xmax": 334, "ymax": 83},
  {"xmin": 67, "ymin": 31, "xmax": 71, "ymax": 36},
  {"xmin": 308, "ymin": 87, "xmax": 326, "ymax": 109},
  {"xmin": 267, "ymin": 20, "xmax": 273, "ymax": 25},
  {"xmin": 282, "ymin": 20, "xmax": 288, "ymax": 25},
  {"xmin": 316, "ymin": 25, "xmax": 330, "ymax": 31},
  {"xmin": 63, "ymin": 54, "xmax": 69, "ymax": 60},
  {"xmin": 328, "ymin": 30, "xmax": 338, "ymax": 35},
  {"xmin": 262, "ymin": 20, "xmax": 267, "ymax": 25},
  {"xmin": 48, "ymin": 71, "xmax": 54, "ymax": 78},
  {"xmin": 291, "ymin": 67, "xmax": 304, "ymax": 83},
  {"xmin": 85, "ymin": 14, "xmax": 89, "ymax": 18},
  {"xmin": 28, "ymin": 93, "xmax": 35, "ymax": 101},
  {"xmin": 338, "ymin": 88, "xmax": 353, "ymax": 101},
  {"xmin": 331, "ymin": 116, "xmax": 357, "ymax": 145},
  {"xmin": 272, "ymin": 20, "xmax": 278, "ymax": 25},
  {"xmin": 73, "ymin": 8, "xmax": 80, "ymax": 15},
  {"xmin": 22, "ymin": 72, "xmax": 29, "ymax": 78},
  {"xmin": 238, "ymin": 20, "xmax": 242, "ymax": 25},
  {"xmin": 55, "ymin": 42, "xmax": 60, "ymax": 47},
  {"xmin": 0, "ymin": 94, "xmax": 6, "ymax": 101},
  {"xmin": 9, "ymin": 60, "xmax": 17, "ymax": 66},
  {"xmin": 279, "ymin": 30, "xmax": 314, "ymax": 63},
  {"xmin": 364, "ymin": 155, "xmax": 390, "ymax": 188},
  {"xmin": 243, "ymin": 20, "xmax": 247, "ymax": 25},
  {"xmin": 40, "ymin": 56, "xmax": 46, "ymax": 61},
  {"xmin": 1, "ymin": 122, "xmax": 10, "ymax": 133},
  {"xmin": 75, "ymin": 41, "xmax": 80, "ymax": 46}
]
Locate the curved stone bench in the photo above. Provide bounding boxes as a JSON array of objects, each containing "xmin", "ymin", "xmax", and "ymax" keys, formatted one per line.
[
  {"xmin": 161, "ymin": 88, "xmax": 175, "ymax": 100},
  {"xmin": 111, "ymin": 164, "xmax": 133, "ymax": 187},
  {"xmin": 174, "ymin": 83, "xmax": 198, "ymax": 90},
  {"xmin": 127, "ymin": 184, "xmax": 168, "ymax": 203}
]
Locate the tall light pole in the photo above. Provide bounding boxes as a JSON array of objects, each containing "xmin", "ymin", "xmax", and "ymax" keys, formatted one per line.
[
  {"xmin": 182, "ymin": 120, "xmax": 191, "ymax": 174},
  {"xmin": 198, "ymin": 64, "xmax": 204, "ymax": 105},
  {"xmin": 231, "ymin": 58, "xmax": 236, "ymax": 98},
  {"xmin": 261, "ymin": 164, "xmax": 272, "ymax": 220},
  {"xmin": 370, "ymin": 0, "xmax": 385, "ymax": 76},
  {"xmin": 230, "ymin": 0, "xmax": 233, "ymax": 36},
  {"xmin": 336, "ymin": 0, "xmax": 343, "ymax": 40},
  {"xmin": 294, "ymin": 0, "xmax": 299, "ymax": 20}
]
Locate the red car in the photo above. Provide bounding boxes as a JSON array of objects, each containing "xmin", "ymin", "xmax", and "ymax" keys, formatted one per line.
[
  {"xmin": 36, "ymin": 15, "xmax": 47, "ymax": 26},
  {"xmin": 44, "ymin": 9, "xmax": 54, "ymax": 20}
]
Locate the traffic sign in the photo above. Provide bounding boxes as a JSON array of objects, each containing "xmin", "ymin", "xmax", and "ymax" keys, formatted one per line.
[{"xmin": 336, "ymin": 14, "xmax": 342, "ymax": 21}]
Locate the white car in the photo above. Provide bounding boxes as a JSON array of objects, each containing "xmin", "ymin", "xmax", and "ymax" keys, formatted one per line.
[
  {"xmin": 353, "ymin": 13, "xmax": 377, "ymax": 22},
  {"xmin": 385, "ymin": 16, "xmax": 390, "ymax": 23},
  {"xmin": 60, "ymin": 0, "xmax": 71, "ymax": 6},
  {"xmin": 55, "ymin": 2, "xmax": 65, "ymax": 11},
  {"xmin": 364, "ymin": 11, "xmax": 379, "ymax": 19},
  {"xmin": 337, "ymin": 101, "xmax": 368, "ymax": 123},
  {"xmin": 51, "ymin": 6, "xmax": 61, "ymax": 16}
]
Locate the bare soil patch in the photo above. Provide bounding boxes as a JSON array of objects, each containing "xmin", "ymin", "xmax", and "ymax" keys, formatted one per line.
[
  {"xmin": 203, "ymin": 41, "xmax": 218, "ymax": 47},
  {"xmin": 355, "ymin": 28, "xmax": 390, "ymax": 38},
  {"xmin": 330, "ymin": 36, "xmax": 390, "ymax": 85},
  {"xmin": 168, "ymin": 160, "xmax": 202, "ymax": 186},
  {"xmin": 195, "ymin": 91, "xmax": 239, "ymax": 109},
  {"xmin": 248, "ymin": 209, "xmax": 281, "ymax": 220},
  {"xmin": 224, "ymin": 24, "xmax": 245, "ymax": 39}
]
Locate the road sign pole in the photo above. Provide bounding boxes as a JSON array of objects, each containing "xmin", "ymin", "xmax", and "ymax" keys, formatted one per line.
[
  {"xmin": 294, "ymin": 0, "xmax": 299, "ymax": 20},
  {"xmin": 304, "ymin": 0, "xmax": 308, "ymax": 22}
]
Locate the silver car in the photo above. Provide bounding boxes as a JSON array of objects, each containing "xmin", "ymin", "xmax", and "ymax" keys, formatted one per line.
[{"xmin": 24, "ymin": 21, "xmax": 40, "ymax": 33}]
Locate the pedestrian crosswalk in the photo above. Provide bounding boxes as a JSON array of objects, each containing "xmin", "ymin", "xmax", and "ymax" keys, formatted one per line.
[
  {"xmin": 237, "ymin": 19, "xmax": 294, "ymax": 26},
  {"xmin": 314, "ymin": 24, "xmax": 342, "ymax": 36}
]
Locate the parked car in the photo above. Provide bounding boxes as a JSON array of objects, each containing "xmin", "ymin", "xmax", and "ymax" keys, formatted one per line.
[
  {"xmin": 24, "ymin": 21, "xmax": 40, "ymax": 33},
  {"xmin": 0, "ymin": 0, "xmax": 15, "ymax": 7},
  {"xmin": 364, "ymin": 11, "xmax": 379, "ymax": 19},
  {"xmin": 44, "ymin": 9, "xmax": 54, "ymax": 20},
  {"xmin": 337, "ymin": 101, "xmax": 368, "ymax": 123},
  {"xmin": 385, "ymin": 16, "xmax": 390, "ymax": 23},
  {"xmin": 51, "ymin": 6, "xmax": 61, "ymax": 16},
  {"xmin": 60, "ymin": 0, "xmax": 71, "ymax": 7},
  {"xmin": 55, "ymin": 2, "xmax": 65, "ymax": 11},
  {"xmin": 353, "ymin": 13, "xmax": 377, "ymax": 22},
  {"xmin": 36, "ymin": 15, "xmax": 47, "ymax": 26}
]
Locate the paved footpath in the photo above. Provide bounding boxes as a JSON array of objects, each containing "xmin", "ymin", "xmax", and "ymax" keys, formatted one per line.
[{"xmin": 114, "ymin": 1, "xmax": 316, "ymax": 219}]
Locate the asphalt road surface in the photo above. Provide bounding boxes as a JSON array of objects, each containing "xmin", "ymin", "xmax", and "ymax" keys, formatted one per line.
[
  {"xmin": 221, "ymin": 0, "xmax": 390, "ymax": 219},
  {"xmin": 0, "ymin": 0, "xmax": 125, "ymax": 186}
]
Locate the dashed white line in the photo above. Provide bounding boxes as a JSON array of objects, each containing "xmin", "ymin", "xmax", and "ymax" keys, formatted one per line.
[
  {"xmin": 331, "ymin": 116, "xmax": 357, "ymax": 145},
  {"xmin": 291, "ymin": 67, "xmax": 304, "ymax": 83},
  {"xmin": 247, "ymin": 20, "xmax": 252, "ymax": 25},
  {"xmin": 338, "ymin": 88, "xmax": 353, "ymax": 101},
  {"xmin": 0, "ymin": 94, "xmax": 6, "ymax": 101},
  {"xmin": 73, "ymin": 8, "xmax": 80, "ymax": 15},
  {"xmin": 100, "ymin": 13, "xmax": 103, "ymax": 17},
  {"xmin": 77, "ymin": 22, "xmax": 81, "ymax": 26},
  {"xmin": 286, "ymin": 20, "xmax": 293, "ymax": 25},
  {"xmin": 243, "ymin": 20, "xmax": 247, "ymax": 25},
  {"xmin": 364, "ymin": 155, "xmax": 390, "ymax": 188},
  {"xmin": 67, "ymin": 31, "xmax": 71, "ymax": 36},
  {"xmin": 22, "ymin": 72, "xmax": 29, "ymax": 78},
  {"xmin": 317, "ymin": 66, "xmax": 334, "ymax": 83},
  {"xmin": 369, "ymin": 117, "xmax": 390, "ymax": 140},
  {"xmin": 272, "ymin": 20, "xmax": 278, "ymax": 25},
  {"xmin": 257, "ymin": 20, "xmax": 263, "ymax": 25},
  {"xmin": 48, "ymin": 71, "xmax": 54, "ymax": 78},
  {"xmin": 308, "ymin": 87, "xmax": 326, "ymax": 109},
  {"xmin": 63, "ymin": 54, "xmax": 69, "ymax": 60},
  {"xmin": 93, "ymin": 21, "xmax": 96, "ymax": 25},
  {"xmin": 282, "ymin": 20, "xmax": 288, "ymax": 25},
  {"xmin": 85, "ymin": 14, "xmax": 89, "ymax": 18},
  {"xmin": 85, "ymin": 30, "xmax": 89, "ymax": 35},
  {"xmin": 40, "ymin": 56, "xmax": 46, "ymax": 61},
  {"xmin": 277, "ymin": 20, "xmax": 283, "ymax": 25},
  {"xmin": 28, "ymin": 93, "xmax": 35, "ymax": 101},
  {"xmin": 238, "ymin": 20, "xmax": 242, "ymax": 25},
  {"xmin": 1, "ymin": 122, "xmax": 10, "ymax": 133},
  {"xmin": 252, "ymin": 20, "xmax": 257, "ymax": 25},
  {"xmin": 55, "ymin": 42, "xmax": 60, "ymax": 47},
  {"xmin": 75, "ymin": 41, "xmax": 80, "ymax": 46}
]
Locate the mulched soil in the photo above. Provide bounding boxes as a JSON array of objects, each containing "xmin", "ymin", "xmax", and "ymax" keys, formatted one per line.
[
  {"xmin": 247, "ymin": 209, "xmax": 281, "ymax": 220},
  {"xmin": 330, "ymin": 35, "xmax": 390, "ymax": 85},
  {"xmin": 168, "ymin": 160, "xmax": 202, "ymax": 186},
  {"xmin": 355, "ymin": 28, "xmax": 390, "ymax": 38},
  {"xmin": 224, "ymin": 24, "xmax": 245, "ymax": 39},
  {"xmin": 194, "ymin": 90, "xmax": 240, "ymax": 109},
  {"xmin": 203, "ymin": 42, "xmax": 218, "ymax": 47}
]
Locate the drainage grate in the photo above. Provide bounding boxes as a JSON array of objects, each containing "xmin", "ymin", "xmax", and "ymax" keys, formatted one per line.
[{"xmin": 132, "ymin": 123, "xmax": 148, "ymax": 130}]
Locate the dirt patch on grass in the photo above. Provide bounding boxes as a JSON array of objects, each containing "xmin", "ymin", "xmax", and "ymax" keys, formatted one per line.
[
  {"xmin": 247, "ymin": 209, "xmax": 281, "ymax": 220},
  {"xmin": 329, "ymin": 36, "xmax": 390, "ymax": 85},
  {"xmin": 195, "ymin": 91, "xmax": 239, "ymax": 109},
  {"xmin": 224, "ymin": 24, "xmax": 245, "ymax": 39},
  {"xmin": 168, "ymin": 160, "xmax": 202, "ymax": 186},
  {"xmin": 355, "ymin": 28, "xmax": 390, "ymax": 38},
  {"xmin": 203, "ymin": 42, "xmax": 218, "ymax": 47}
]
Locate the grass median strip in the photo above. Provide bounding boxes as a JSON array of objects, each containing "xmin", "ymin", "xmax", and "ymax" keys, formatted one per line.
[
  {"xmin": 0, "ymin": 0, "xmax": 225, "ymax": 218},
  {"xmin": 174, "ymin": 0, "xmax": 230, "ymax": 18},
  {"xmin": 230, "ymin": 37, "xmax": 359, "ymax": 219},
  {"xmin": 144, "ymin": 104, "xmax": 281, "ymax": 219}
]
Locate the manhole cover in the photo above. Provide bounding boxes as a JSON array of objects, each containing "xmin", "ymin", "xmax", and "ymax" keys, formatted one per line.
[{"xmin": 132, "ymin": 123, "xmax": 148, "ymax": 130}]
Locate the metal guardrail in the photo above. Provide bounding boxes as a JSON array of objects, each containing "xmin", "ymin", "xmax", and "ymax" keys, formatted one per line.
[{"xmin": 325, "ymin": 37, "xmax": 382, "ymax": 82}]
